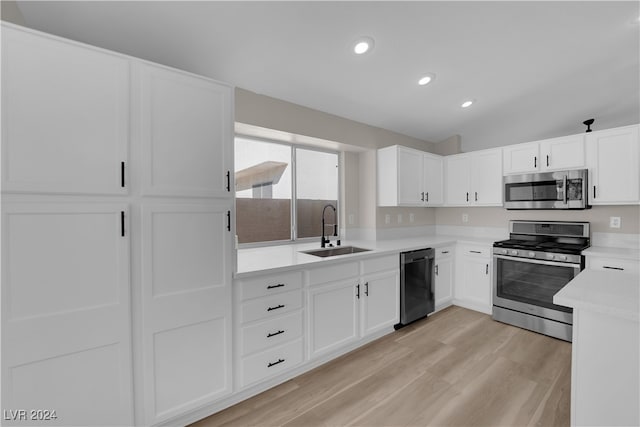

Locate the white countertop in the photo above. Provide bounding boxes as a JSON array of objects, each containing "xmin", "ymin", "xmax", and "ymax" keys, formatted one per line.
[
  {"xmin": 554, "ymin": 269, "xmax": 640, "ymax": 322},
  {"xmin": 583, "ymin": 246, "xmax": 640, "ymax": 261},
  {"xmin": 235, "ymin": 235, "xmax": 494, "ymax": 278}
]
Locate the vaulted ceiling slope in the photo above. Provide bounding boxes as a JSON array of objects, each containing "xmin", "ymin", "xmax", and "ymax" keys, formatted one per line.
[{"xmin": 11, "ymin": 1, "xmax": 640, "ymax": 151}]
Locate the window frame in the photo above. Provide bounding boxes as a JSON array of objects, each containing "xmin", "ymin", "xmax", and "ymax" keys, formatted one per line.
[{"xmin": 234, "ymin": 134, "xmax": 342, "ymax": 249}]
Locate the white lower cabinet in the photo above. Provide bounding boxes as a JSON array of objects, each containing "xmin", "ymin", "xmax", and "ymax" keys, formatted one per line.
[
  {"xmin": 586, "ymin": 255, "xmax": 640, "ymax": 275},
  {"xmin": 140, "ymin": 203, "xmax": 233, "ymax": 424},
  {"xmin": 454, "ymin": 244, "xmax": 492, "ymax": 314},
  {"xmin": 308, "ymin": 278, "xmax": 360, "ymax": 359},
  {"xmin": 307, "ymin": 256, "xmax": 399, "ymax": 360},
  {"xmin": 1, "ymin": 203, "xmax": 134, "ymax": 426},
  {"xmin": 235, "ymin": 271, "xmax": 304, "ymax": 390},
  {"xmin": 361, "ymin": 270, "xmax": 400, "ymax": 336},
  {"xmin": 435, "ymin": 246, "xmax": 455, "ymax": 310}
]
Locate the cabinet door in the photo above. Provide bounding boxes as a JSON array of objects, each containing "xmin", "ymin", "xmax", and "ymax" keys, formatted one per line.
[
  {"xmin": 137, "ymin": 63, "xmax": 233, "ymax": 198},
  {"xmin": 460, "ymin": 257, "xmax": 492, "ymax": 312},
  {"xmin": 308, "ymin": 280, "xmax": 359, "ymax": 359},
  {"xmin": 539, "ymin": 135, "xmax": 585, "ymax": 171},
  {"xmin": 397, "ymin": 147, "xmax": 424, "ymax": 205},
  {"xmin": 1, "ymin": 27, "xmax": 129, "ymax": 195},
  {"xmin": 586, "ymin": 125, "xmax": 639, "ymax": 204},
  {"xmin": 361, "ymin": 270, "xmax": 399, "ymax": 337},
  {"xmin": 445, "ymin": 155, "xmax": 471, "ymax": 205},
  {"xmin": 435, "ymin": 257, "xmax": 454, "ymax": 309},
  {"xmin": 423, "ymin": 153, "xmax": 444, "ymax": 205},
  {"xmin": 472, "ymin": 149, "xmax": 503, "ymax": 206},
  {"xmin": 503, "ymin": 142, "xmax": 539, "ymax": 174},
  {"xmin": 140, "ymin": 202, "xmax": 233, "ymax": 424},
  {"xmin": 2, "ymin": 203, "xmax": 133, "ymax": 426}
]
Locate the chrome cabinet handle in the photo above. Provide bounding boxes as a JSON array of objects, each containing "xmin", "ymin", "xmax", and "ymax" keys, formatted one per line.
[
  {"xmin": 603, "ymin": 266, "xmax": 624, "ymax": 271},
  {"xmin": 267, "ymin": 330, "xmax": 285, "ymax": 338},
  {"xmin": 435, "ymin": 265, "xmax": 439, "ymax": 275},
  {"xmin": 534, "ymin": 156, "xmax": 537, "ymax": 168},
  {"xmin": 546, "ymin": 155, "xmax": 549, "ymax": 167},
  {"xmin": 267, "ymin": 304, "xmax": 285, "ymax": 312},
  {"xmin": 267, "ymin": 283, "xmax": 285, "ymax": 289}
]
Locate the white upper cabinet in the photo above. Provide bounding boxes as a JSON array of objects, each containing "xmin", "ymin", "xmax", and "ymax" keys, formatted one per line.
[
  {"xmin": 1, "ymin": 26, "xmax": 129, "ymax": 195},
  {"xmin": 136, "ymin": 63, "xmax": 233, "ymax": 198},
  {"xmin": 397, "ymin": 147, "xmax": 424, "ymax": 205},
  {"xmin": 444, "ymin": 154, "xmax": 472, "ymax": 205},
  {"xmin": 586, "ymin": 124, "xmax": 640, "ymax": 205},
  {"xmin": 377, "ymin": 145, "xmax": 443, "ymax": 206},
  {"xmin": 445, "ymin": 148, "xmax": 502, "ymax": 206},
  {"xmin": 423, "ymin": 152, "xmax": 444, "ymax": 205},
  {"xmin": 504, "ymin": 135, "xmax": 586, "ymax": 174},
  {"xmin": 502, "ymin": 142, "xmax": 539, "ymax": 174},
  {"xmin": 539, "ymin": 135, "xmax": 585, "ymax": 171}
]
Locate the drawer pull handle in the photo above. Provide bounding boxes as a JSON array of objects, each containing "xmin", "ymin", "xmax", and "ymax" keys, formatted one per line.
[
  {"xmin": 441, "ymin": 250, "xmax": 449, "ymax": 254},
  {"xmin": 603, "ymin": 266, "xmax": 624, "ymax": 271},
  {"xmin": 267, "ymin": 330, "xmax": 285, "ymax": 338},
  {"xmin": 267, "ymin": 283, "xmax": 285, "ymax": 289},
  {"xmin": 470, "ymin": 250, "xmax": 482, "ymax": 254},
  {"xmin": 267, "ymin": 304, "xmax": 285, "ymax": 312},
  {"xmin": 268, "ymin": 358, "xmax": 285, "ymax": 368}
]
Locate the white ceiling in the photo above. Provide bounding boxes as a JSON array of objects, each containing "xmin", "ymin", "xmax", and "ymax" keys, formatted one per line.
[{"xmin": 12, "ymin": 1, "xmax": 640, "ymax": 151}]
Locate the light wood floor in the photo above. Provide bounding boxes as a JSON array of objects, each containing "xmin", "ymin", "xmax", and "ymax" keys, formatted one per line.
[{"xmin": 192, "ymin": 306, "xmax": 571, "ymax": 427}]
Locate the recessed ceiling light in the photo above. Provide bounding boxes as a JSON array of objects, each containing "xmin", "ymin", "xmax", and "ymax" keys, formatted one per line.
[
  {"xmin": 461, "ymin": 99, "xmax": 475, "ymax": 108},
  {"xmin": 418, "ymin": 74, "xmax": 435, "ymax": 86},
  {"xmin": 353, "ymin": 37, "xmax": 374, "ymax": 55}
]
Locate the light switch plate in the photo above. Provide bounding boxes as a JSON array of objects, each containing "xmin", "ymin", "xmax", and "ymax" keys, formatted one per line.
[
  {"xmin": 409, "ymin": 213, "xmax": 415, "ymax": 223},
  {"xmin": 610, "ymin": 216, "xmax": 621, "ymax": 228},
  {"xmin": 385, "ymin": 214, "xmax": 391, "ymax": 224},
  {"xmin": 348, "ymin": 214, "xmax": 355, "ymax": 225},
  {"xmin": 462, "ymin": 213, "xmax": 469, "ymax": 223}
]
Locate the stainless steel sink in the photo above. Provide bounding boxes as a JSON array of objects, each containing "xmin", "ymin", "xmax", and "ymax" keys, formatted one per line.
[{"xmin": 301, "ymin": 246, "xmax": 371, "ymax": 258}]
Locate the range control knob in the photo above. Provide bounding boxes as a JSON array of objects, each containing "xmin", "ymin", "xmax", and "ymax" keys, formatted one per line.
[
  {"xmin": 558, "ymin": 255, "xmax": 568, "ymax": 261},
  {"xmin": 501, "ymin": 249, "xmax": 508, "ymax": 255},
  {"xmin": 528, "ymin": 251, "xmax": 536, "ymax": 257},
  {"xmin": 546, "ymin": 253, "xmax": 556, "ymax": 260},
  {"xmin": 510, "ymin": 250, "xmax": 518, "ymax": 256}
]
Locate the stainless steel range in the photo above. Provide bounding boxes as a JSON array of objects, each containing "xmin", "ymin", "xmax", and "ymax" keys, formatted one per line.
[{"xmin": 492, "ymin": 220, "xmax": 590, "ymax": 341}]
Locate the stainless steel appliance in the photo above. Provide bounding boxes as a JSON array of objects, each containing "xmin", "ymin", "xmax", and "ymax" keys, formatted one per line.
[
  {"xmin": 397, "ymin": 248, "xmax": 435, "ymax": 328},
  {"xmin": 492, "ymin": 221, "xmax": 590, "ymax": 341},
  {"xmin": 503, "ymin": 169, "xmax": 589, "ymax": 210}
]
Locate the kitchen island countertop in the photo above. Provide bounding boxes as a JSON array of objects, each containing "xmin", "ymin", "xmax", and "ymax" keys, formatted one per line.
[{"xmin": 554, "ymin": 268, "xmax": 640, "ymax": 322}]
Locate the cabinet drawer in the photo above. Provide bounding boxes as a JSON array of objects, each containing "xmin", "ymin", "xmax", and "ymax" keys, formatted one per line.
[
  {"xmin": 239, "ymin": 338, "xmax": 303, "ymax": 388},
  {"xmin": 240, "ymin": 290, "xmax": 302, "ymax": 324},
  {"xmin": 436, "ymin": 246, "xmax": 455, "ymax": 259},
  {"xmin": 308, "ymin": 261, "xmax": 359, "ymax": 286},
  {"xmin": 237, "ymin": 270, "xmax": 302, "ymax": 301},
  {"xmin": 588, "ymin": 257, "xmax": 639, "ymax": 275},
  {"xmin": 458, "ymin": 244, "xmax": 491, "ymax": 258},
  {"xmin": 240, "ymin": 311, "xmax": 303, "ymax": 356},
  {"xmin": 361, "ymin": 254, "xmax": 398, "ymax": 275}
]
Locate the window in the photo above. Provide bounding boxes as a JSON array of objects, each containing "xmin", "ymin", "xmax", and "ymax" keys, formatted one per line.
[{"xmin": 235, "ymin": 137, "xmax": 339, "ymax": 245}]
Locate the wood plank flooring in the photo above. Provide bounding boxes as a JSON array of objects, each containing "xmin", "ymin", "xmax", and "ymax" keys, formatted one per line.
[{"xmin": 192, "ymin": 306, "xmax": 571, "ymax": 427}]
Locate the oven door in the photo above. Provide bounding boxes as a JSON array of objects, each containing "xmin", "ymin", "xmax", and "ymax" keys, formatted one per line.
[{"xmin": 493, "ymin": 255, "xmax": 581, "ymax": 324}]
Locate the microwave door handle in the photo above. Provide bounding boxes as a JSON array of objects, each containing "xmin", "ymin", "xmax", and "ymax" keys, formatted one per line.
[{"xmin": 563, "ymin": 175, "xmax": 568, "ymax": 204}]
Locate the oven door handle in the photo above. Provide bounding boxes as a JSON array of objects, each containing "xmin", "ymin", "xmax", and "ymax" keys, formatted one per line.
[{"xmin": 494, "ymin": 254, "xmax": 580, "ymax": 269}]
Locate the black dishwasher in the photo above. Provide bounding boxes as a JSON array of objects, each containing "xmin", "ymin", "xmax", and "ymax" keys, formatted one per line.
[{"xmin": 397, "ymin": 248, "xmax": 435, "ymax": 328}]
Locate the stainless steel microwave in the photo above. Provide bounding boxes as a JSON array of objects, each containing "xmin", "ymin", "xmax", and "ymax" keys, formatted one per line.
[{"xmin": 503, "ymin": 169, "xmax": 589, "ymax": 209}]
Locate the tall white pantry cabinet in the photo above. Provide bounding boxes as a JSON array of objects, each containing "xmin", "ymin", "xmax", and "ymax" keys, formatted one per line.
[{"xmin": 1, "ymin": 23, "xmax": 234, "ymax": 427}]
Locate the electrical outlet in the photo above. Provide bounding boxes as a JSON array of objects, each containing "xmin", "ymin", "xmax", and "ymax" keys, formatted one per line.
[
  {"xmin": 409, "ymin": 213, "xmax": 415, "ymax": 223},
  {"xmin": 397, "ymin": 214, "xmax": 403, "ymax": 224},
  {"xmin": 462, "ymin": 213, "xmax": 469, "ymax": 223},
  {"xmin": 385, "ymin": 214, "xmax": 391, "ymax": 224},
  {"xmin": 610, "ymin": 216, "xmax": 621, "ymax": 228},
  {"xmin": 348, "ymin": 214, "xmax": 355, "ymax": 225}
]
